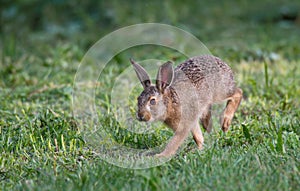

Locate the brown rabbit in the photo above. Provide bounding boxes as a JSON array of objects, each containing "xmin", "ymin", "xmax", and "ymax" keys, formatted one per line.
[{"xmin": 130, "ymin": 55, "xmax": 242, "ymax": 157}]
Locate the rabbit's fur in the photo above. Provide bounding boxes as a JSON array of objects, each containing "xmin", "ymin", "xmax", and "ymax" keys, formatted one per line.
[{"xmin": 131, "ymin": 55, "xmax": 243, "ymax": 157}]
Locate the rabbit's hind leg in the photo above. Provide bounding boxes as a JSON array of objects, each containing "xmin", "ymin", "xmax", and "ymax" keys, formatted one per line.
[
  {"xmin": 200, "ymin": 104, "xmax": 212, "ymax": 133},
  {"xmin": 221, "ymin": 88, "xmax": 243, "ymax": 132},
  {"xmin": 191, "ymin": 123, "xmax": 204, "ymax": 150}
]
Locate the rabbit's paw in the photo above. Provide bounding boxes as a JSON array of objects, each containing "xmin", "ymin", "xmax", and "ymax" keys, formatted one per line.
[
  {"xmin": 155, "ymin": 152, "xmax": 173, "ymax": 158},
  {"xmin": 221, "ymin": 115, "xmax": 232, "ymax": 132}
]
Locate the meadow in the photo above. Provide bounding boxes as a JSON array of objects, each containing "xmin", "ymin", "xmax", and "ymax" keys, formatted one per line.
[{"xmin": 1, "ymin": 1, "xmax": 300, "ymax": 190}]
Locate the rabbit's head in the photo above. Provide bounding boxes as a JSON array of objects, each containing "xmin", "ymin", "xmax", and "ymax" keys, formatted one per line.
[{"xmin": 130, "ymin": 59, "xmax": 174, "ymax": 122}]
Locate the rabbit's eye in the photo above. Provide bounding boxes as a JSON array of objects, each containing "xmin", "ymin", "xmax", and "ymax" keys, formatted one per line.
[{"xmin": 149, "ymin": 98, "xmax": 156, "ymax": 105}]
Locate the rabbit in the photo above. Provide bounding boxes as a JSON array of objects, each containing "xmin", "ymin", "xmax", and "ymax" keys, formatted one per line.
[{"xmin": 130, "ymin": 55, "xmax": 243, "ymax": 158}]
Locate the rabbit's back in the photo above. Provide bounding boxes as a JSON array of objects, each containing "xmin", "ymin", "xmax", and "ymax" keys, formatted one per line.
[{"xmin": 174, "ymin": 55, "xmax": 236, "ymax": 103}]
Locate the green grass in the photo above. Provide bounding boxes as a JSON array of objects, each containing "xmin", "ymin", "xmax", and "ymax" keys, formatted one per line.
[{"xmin": 1, "ymin": 0, "xmax": 300, "ymax": 190}]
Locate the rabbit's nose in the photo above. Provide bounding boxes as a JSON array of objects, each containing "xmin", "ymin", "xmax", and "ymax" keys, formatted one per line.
[
  {"xmin": 137, "ymin": 113, "xmax": 144, "ymax": 121},
  {"xmin": 137, "ymin": 112, "xmax": 148, "ymax": 121}
]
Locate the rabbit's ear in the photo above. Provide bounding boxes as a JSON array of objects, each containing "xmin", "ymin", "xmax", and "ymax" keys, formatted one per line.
[
  {"xmin": 130, "ymin": 58, "xmax": 151, "ymax": 89},
  {"xmin": 156, "ymin": 61, "xmax": 174, "ymax": 93}
]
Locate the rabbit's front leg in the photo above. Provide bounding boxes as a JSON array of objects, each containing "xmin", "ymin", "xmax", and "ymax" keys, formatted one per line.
[
  {"xmin": 200, "ymin": 104, "xmax": 212, "ymax": 133},
  {"xmin": 155, "ymin": 126, "xmax": 191, "ymax": 158},
  {"xmin": 191, "ymin": 123, "xmax": 204, "ymax": 150}
]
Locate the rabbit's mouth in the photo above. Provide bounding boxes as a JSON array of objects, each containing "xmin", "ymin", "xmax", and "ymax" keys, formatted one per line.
[{"xmin": 137, "ymin": 112, "xmax": 152, "ymax": 122}]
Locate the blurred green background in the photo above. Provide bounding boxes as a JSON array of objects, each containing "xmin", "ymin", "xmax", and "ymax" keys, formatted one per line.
[
  {"xmin": 1, "ymin": 0, "xmax": 300, "ymax": 87},
  {"xmin": 1, "ymin": 0, "xmax": 300, "ymax": 55}
]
